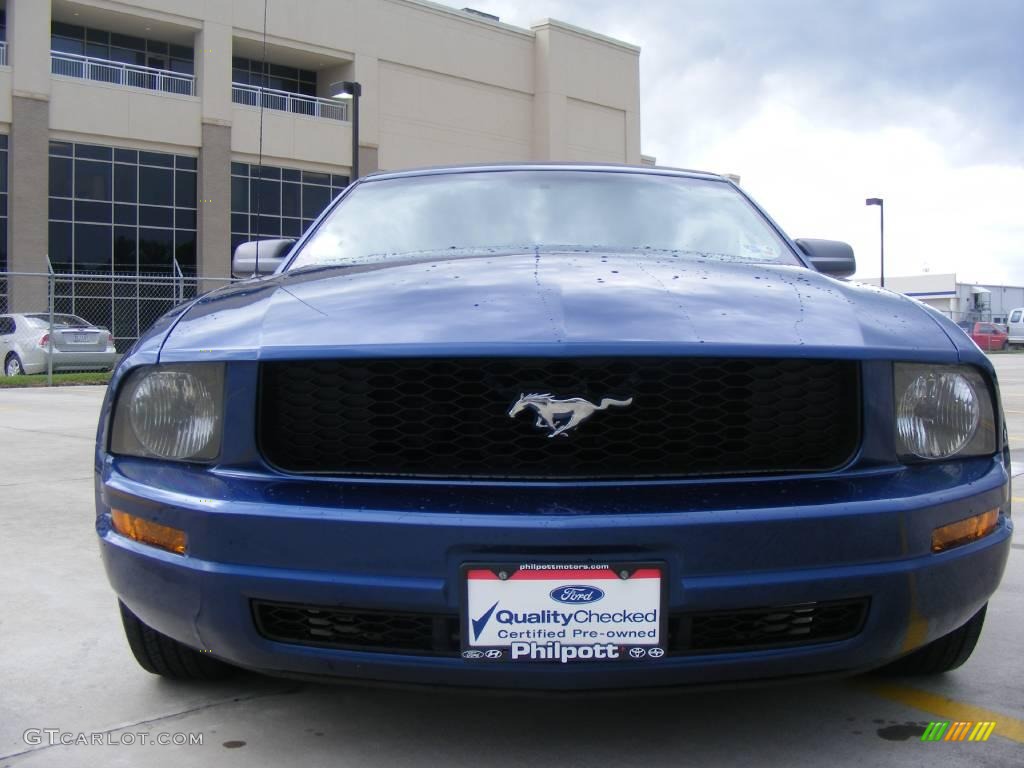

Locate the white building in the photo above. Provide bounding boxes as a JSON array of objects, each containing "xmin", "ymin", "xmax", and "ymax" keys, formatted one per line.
[
  {"xmin": 0, "ymin": 0, "xmax": 644, "ymax": 324},
  {"xmin": 859, "ymin": 274, "xmax": 1024, "ymax": 324}
]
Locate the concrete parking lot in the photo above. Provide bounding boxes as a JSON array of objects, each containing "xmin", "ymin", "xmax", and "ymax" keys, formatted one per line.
[{"xmin": 1, "ymin": 356, "xmax": 1021, "ymax": 767}]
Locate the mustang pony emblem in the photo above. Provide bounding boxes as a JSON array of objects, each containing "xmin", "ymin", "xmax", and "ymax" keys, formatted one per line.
[{"xmin": 508, "ymin": 393, "xmax": 634, "ymax": 438}]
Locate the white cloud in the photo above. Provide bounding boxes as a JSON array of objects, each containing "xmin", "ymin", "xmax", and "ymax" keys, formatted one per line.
[{"xmin": 453, "ymin": 0, "xmax": 1024, "ymax": 285}]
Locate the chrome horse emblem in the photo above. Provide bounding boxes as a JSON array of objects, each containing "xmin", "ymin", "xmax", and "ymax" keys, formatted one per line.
[{"xmin": 508, "ymin": 393, "xmax": 634, "ymax": 438}]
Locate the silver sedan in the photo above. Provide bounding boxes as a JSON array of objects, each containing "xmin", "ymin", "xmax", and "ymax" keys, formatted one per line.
[{"xmin": 0, "ymin": 313, "xmax": 118, "ymax": 376}]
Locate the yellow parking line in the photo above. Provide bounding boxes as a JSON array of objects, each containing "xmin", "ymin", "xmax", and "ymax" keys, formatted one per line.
[{"xmin": 868, "ymin": 683, "xmax": 1024, "ymax": 744}]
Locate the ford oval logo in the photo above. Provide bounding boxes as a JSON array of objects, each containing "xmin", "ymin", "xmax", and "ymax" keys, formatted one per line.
[{"xmin": 549, "ymin": 585, "xmax": 605, "ymax": 604}]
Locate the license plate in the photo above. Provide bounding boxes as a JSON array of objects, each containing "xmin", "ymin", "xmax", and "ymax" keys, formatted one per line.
[
  {"xmin": 461, "ymin": 562, "xmax": 666, "ymax": 662},
  {"xmin": 70, "ymin": 333, "xmax": 93, "ymax": 343}
]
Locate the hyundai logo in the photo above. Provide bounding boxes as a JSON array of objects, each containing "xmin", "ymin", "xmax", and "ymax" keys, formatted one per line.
[{"xmin": 549, "ymin": 585, "xmax": 605, "ymax": 604}]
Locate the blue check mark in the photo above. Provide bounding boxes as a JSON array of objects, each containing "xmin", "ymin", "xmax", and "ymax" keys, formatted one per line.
[{"xmin": 471, "ymin": 601, "xmax": 500, "ymax": 640}]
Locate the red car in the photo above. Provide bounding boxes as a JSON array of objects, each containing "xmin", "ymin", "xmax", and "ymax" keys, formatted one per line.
[{"xmin": 957, "ymin": 321, "xmax": 1009, "ymax": 351}]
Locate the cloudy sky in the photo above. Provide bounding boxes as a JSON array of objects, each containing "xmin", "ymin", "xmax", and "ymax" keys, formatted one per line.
[{"xmin": 461, "ymin": 0, "xmax": 1024, "ymax": 285}]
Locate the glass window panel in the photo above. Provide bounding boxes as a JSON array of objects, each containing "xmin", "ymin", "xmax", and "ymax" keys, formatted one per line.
[
  {"xmin": 0, "ymin": 134, "xmax": 8, "ymax": 148},
  {"xmin": 114, "ymin": 148, "xmax": 138, "ymax": 164},
  {"xmin": 232, "ymin": 57, "xmax": 248, "ymax": 69},
  {"xmin": 139, "ymin": 166, "xmax": 173, "ymax": 206},
  {"xmin": 138, "ymin": 228, "xmax": 174, "ymax": 273},
  {"xmin": 232, "ymin": 68, "xmax": 249, "ymax": 85},
  {"xmin": 147, "ymin": 40, "xmax": 168, "ymax": 55},
  {"xmin": 86, "ymin": 42, "xmax": 110, "ymax": 59},
  {"xmin": 74, "ymin": 223, "xmax": 113, "ymax": 271},
  {"xmin": 303, "ymin": 170, "xmax": 330, "ymax": 186},
  {"xmin": 231, "ymin": 213, "xmax": 249, "ymax": 236},
  {"xmin": 269, "ymin": 64, "xmax": 298, "ymax": 79},
  {"xmin": 49, "ymin": 157, "xmax": 73, "ymax": 198},
  {"xmin": 175, "ymin": 230, "xmax": 197, "ymax": 272},
  {"xmin": 281, "ymin": 168, "xmax": 301, "ymax": 182},
  {"xmin": 113, "ymin": 298, "xmax": 138, "ymax": 340},
  {"xmin": 170, "ymin": 44, "xmax": 193, "ymax": 60},
  {"xmin": 282, "ymin": 182, "xmax": 300, "ymax": 217},
  {"xmin": 49, "ymin": 222, "xmax": 73, "ymax": 269},
  {"xmin": 75, "ymin": 144, "xmax": 112, "ymax": 161},
  {"xmin": 52, "ymin": 22, "xmax": 84, "ymax": 39},
  {"xmin": 50, "ymin": 141, "xmax": 73, "ymax": 157},
  {"xmin": 114, "ymin": 204, "xmax": 137, "ymax": 225},
  {"xmin": 49, "ymin": 198, "xmax": 73, "ymax": 221},
  {"xmin": 175, "ymin": 155, "xmax": 197, "ymax": 171},
  {"xmin": 252, "ymin": 178, "xmax": 280, "ymax": 215},
  {"xmin": 139, "ymin": 151, "xmax": 174, "ymax": 168},
  {"xmin": 282, "ymin": 217, "xmax": 302, "ymax": 237},
  {"xmin": 231, "ymin": 162, "xmax": 249, "ymax": 177},
  {"xmin": 175, "ymin": 209, "xmax": 196, "ymax": 229},
  {"xmin": 169, "ymin": 58, "xmax": 194, "ymax": 75},
  {"xmin": 51, "ymin": 36, "xmax": 85, "ymax": 55},
  {"xmin": 114, "ymin": 164, "xmax": 137, "ymax": 203},
  {"xmin": 231, "ymin": 176, "xmax": 249, "ymax": 213},
  {"xmin": 299, "ymin": 82, "xmax": 317, "ymax": 97},
  {"xmin": 302, "ymin": 185, "xmax": 330, "ymax": 218},
  {"xmin": 114, "ymin": 226, "xmax": 137, "ymax": 271},
  {"xmin": 108, "ymin": 47, "xmax": 143, "ymax": 66},
  {"xmin": 251, "ymin": 215, "xmax": 281, "ymax": 237},
  {"xmin": 255, "ymin": 165, "xmax": 281, "ymax": 180},
  {"xmin": 175, "ymin": 170, "xmax": 197, "ymax": 208},
  {"xmin": 111, "ymin": 33, "xmax": 145, "ymax": 51},
  {"xmin": 86, "ymin": 28, "xmax": 110, "ymax": 44},
  {"xmin": 75, "ymin": 160, "xmax": 113, "ymax": 201},
  {"xmin": 331, "ymin": 174, "xmax": 350, "ymax": 188},
  {"xmin": 139, "ymin": 205, "xmax": 173, "ymax": 228},
  {"xmin": 75, "ymin": 200, "xmax": 113, "ymax": 223}
]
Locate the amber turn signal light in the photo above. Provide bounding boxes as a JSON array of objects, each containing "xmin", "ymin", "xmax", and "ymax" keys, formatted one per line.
[
  {"xmin": 111, "ymin": 509, "xmax": 187, "ymax": 555},
  {"xmin": 931, "ymin": 509, "xmax": 999, "ymax": 553}
]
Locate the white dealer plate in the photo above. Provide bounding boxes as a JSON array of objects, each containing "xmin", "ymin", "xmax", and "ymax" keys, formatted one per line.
[{"xmin": 461, "ymin": 563, "xmax": 666, "ymax": 662}]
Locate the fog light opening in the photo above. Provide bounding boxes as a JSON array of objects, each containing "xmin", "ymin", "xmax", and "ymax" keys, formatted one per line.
[
  {"xmin": 111, "ymin": 509, "xmax": 187, "ymax": 555},
  {"xmin": 931, "ymin": 509, "xmax": 999, "ymax": 553}
]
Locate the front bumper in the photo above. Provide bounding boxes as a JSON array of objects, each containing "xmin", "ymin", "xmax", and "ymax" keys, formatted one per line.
[{"xmin": 96, "ymin": 456, "xmax": 1012, "ymax": 690}]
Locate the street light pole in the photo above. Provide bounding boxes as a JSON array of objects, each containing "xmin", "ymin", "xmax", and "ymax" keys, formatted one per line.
[
  {"xmin": 330, "ymin": 80, "xmax": 362, "ymax": 181},
  {"xmin": 866, "ymin": 197, "xmax": 884, "ymax": 288}
]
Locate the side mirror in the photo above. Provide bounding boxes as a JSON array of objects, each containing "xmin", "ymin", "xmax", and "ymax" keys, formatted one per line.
[
  {"xmin": 795, "ymin": 238, "xmax": 856, "ymax": 278},
  {"xmin": 231, "ymin": 239, "xmax": 296, "ymax": 278}
]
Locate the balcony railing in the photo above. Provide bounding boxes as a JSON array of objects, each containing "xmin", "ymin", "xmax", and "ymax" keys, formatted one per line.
[
  {"xmin": 51, "ymin": 51, "xmax": 195, "ymax": 96},
  {"xmin": 0, "ymin": 42, "xmax": 8, "ymax": 67},
  {"xmin": 232, "ymin": 82, "xmax": 349, "ymax": 122}
]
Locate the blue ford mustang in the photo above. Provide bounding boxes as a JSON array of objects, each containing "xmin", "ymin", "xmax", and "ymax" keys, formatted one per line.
[{"xmin": 96, "ymin": 164, "xmax": 1012, "ymax": 690}]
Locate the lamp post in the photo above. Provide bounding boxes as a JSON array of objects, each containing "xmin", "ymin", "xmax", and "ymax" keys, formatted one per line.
[
  {"xmin": 865, "ymin": 197, "xmax": 884, "ymax": 288},
  {"xmin": 330, "ymin": 81, "xmax": 362, "ymax": 181}
]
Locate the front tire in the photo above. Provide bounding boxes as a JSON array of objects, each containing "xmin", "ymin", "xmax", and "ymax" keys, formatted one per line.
[
  {"xmin": 881, "ymin": 604, "xmax": 987, "ymax": 675},
  {"xmin": 4, "ymin": 354, "xmax": 24, "ymax": 376},
  {"xmin": 119, "ymin": 601, "xmax": 234, "ymax": 680}
]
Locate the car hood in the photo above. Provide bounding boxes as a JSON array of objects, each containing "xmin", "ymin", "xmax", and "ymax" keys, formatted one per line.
[{"xmin": 159, "ymin": 251, "xmax": 958, "ymax": 361}]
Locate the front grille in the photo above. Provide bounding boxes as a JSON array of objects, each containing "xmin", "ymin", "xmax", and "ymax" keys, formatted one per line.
[
  {"xmin": 252, "ymin": 598, "xmax": 868, "ymax": 657},
  {"xmin": 258, "ymin": 357, "xmax": 860, "ymax": 479},
  {"xmin": 672, "ymin": 599, "xmax": 869, "ymax": 654}
]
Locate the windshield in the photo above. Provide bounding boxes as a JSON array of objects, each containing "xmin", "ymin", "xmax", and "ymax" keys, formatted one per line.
[
  {"xmin": 25, "ymin": 314, "xmax": 93, "ymax": 328},
  {"xmin": 291, "ymin": 170, "xmax": 799, "ymax": 269}
]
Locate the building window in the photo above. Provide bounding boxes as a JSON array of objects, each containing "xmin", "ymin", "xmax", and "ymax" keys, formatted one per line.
[
  {"xmin": 49, "ymin": 141, "xmax": 197, "ymax": 275},
  {"xmin": 230, "ymin": 162, "xmax": 348, "ymax": 254},
  {"xmin": 0, "ymin": 134, "xmax": 7, "ymax": 312},
  {"xmin": 51, "ymin": 22, "xmax": 194, "ymax": 74},
  {"xmin": 231, "ymin": 57, "xmax": 316, "ymax": 95},
  {"xmin": 48, "ymin": 141, "xmax": 198, "ymax": 348}
]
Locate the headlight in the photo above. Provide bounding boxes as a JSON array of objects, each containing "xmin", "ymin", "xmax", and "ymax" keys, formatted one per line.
[
  {"xmin": 895, "ymin": 364, "xmax": 996, "ymax": 461},
  {"xmin": 110, "ymin": 364, "xmax": 224, "ymax": 461}
]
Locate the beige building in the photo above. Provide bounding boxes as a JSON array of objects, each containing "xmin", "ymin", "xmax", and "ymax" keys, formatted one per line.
[{"xmin": 0, "ymin": 0, "xmax": 643, "ymax": 316}]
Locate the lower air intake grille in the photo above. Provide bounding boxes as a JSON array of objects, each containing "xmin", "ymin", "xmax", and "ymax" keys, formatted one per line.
[
  {"xmin": 674, "ymin": 599, "xmax": 869, "ymax": 654},
  {"xmin": 253, "ymin": 598, "xmax": 867, "ymax": 657},
  {"xmin": 253, "ymin": 601, "xmax": 459, "ymax": 656}
]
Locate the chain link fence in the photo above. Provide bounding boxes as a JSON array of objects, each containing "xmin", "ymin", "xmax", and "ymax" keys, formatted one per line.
[{"xmin": 1, "ymin": 270, "xmax": 237, "ymax": 382}]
